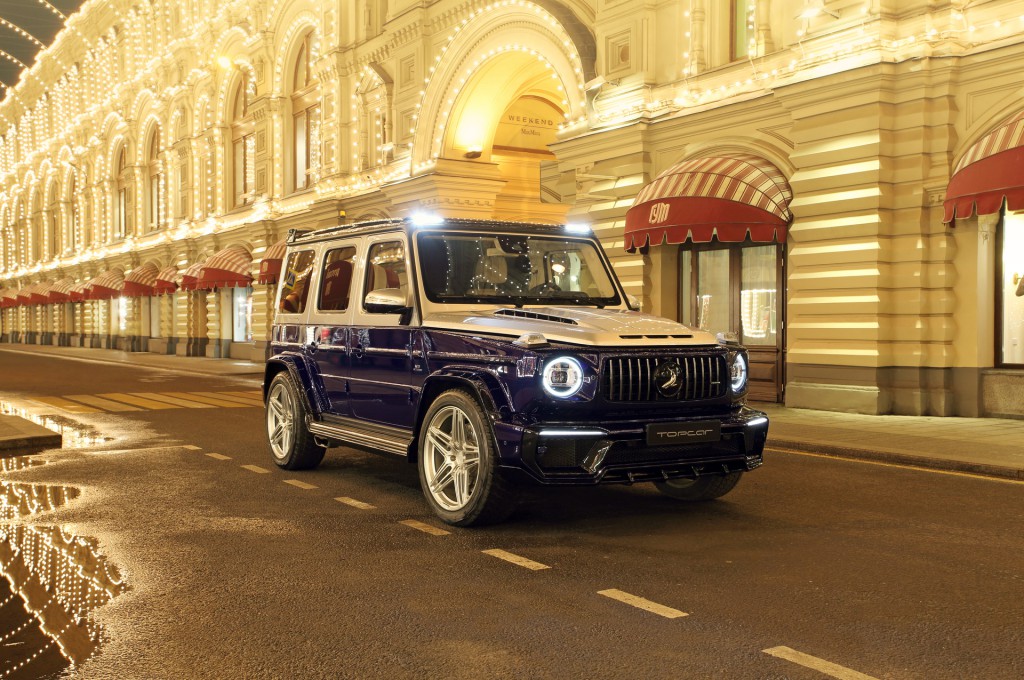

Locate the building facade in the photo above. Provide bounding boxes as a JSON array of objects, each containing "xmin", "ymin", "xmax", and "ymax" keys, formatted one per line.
[{"xmin": 1, "ymin": 0, "xmax": 1022, "ymax": 417}]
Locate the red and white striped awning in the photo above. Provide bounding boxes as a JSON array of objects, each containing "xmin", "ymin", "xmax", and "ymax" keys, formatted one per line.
[
  {"xmin": 625, "ymin": 153, "xmax": 793, "ymax": 251},
  {"xmin": 69, "ymin": 280, "xmax": 91, "ymax": 302},
  {"xmin": 85, "ymin": 270, "xmax": 125, "ymax": 301},
  {"xmin": 258, "ymin": 238, "xmax": 288, "ymax": 285},
  {"xmin": 122, "ymin": 263, "xmax": 160, "ymax": 297},
  {"xmin": 0, "ymin": 288, "xmax": 16, "ymax": 308},
  {"xmin": 47, "ymin": 278, "xmax": 76, "ymax": 304},
  {"xmin": 944, "ymin": 109, "xmax": 1024, "ymax": 222},
  {"xmin": 153, "ymin": 266, "xmax": 179, "ymax": 295},
  {"xmin": 198, "ymin": 245, "xmax": 253, "ymax": 290},
  {"xmin": 17, "ymin": 283, "xmax": 48, "ymax": 306},
  {"xmin": 178, "ymin": 262, "xmax": 206, "ymax": 291}
]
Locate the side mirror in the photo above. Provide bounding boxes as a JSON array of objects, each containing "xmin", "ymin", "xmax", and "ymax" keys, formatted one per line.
[
  {"xmin": 627, "ymin": 294, "xmax": 641, "ymax": 311},
  {"xmin": 364, "ymin": 288, "xmax": 410, "ymax": 313}
]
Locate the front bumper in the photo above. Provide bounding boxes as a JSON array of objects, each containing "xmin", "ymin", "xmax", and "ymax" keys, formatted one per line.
[{"xmin": 493, "ymin": 407, "xmax": 768, "ymax": 485}]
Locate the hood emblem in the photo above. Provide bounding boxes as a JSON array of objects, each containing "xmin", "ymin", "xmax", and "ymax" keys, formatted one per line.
[{"xmin": 653, "ymin": 359, "xmax": 683, "ymax": 398}]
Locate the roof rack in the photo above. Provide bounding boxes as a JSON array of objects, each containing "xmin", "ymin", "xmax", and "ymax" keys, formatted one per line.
[{"xmin": 285, "ymin": 215, "xmax": 574, "ymax": 245}]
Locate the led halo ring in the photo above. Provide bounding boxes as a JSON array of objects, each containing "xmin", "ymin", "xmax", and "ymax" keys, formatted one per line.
[
  {"xmin": 730, "ymin": 352, "xmax": 748, "ymax": 393},
  {"xmin": 542, "ymin": 355, "xmax": 585, "ymax": 398}
]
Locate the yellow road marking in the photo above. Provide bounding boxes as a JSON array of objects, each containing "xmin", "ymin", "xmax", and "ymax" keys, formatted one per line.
[
  {"xmin": 99, "ymin": 393, "xmax": 180, "ymax": 410},
  {"xmin": 160, "ymin": 392, "xmax": 251, "ymax": 408},
  {"xmin": 400, "ymin": 519, "xmax": 450, "ymax": 536},
  {"xmin": 241, "ymin": 464, "xmax": 270, "ymax": 474},
  {"xmin": 219, "ymin": 391, "xmax": 265, "ymax": 401},
  {"xmin": 769, "ymin": 446, "xmax": 1024, "ymax": 485},
  {"xmin": 283, "ymin": 479, "xmax": 318, "ymax": 490},
  {"xmin": 63, "ymin": 394, "xmax": 142, "ymax": 412},
  {"xmin": 134, "ymin": 393, "xmax": 216, "ymax": 409},
  {"xmin": 206, "ymin": 453, "xmax": 232, "ymax": 460},
  {"xmin": 31, "ymin": 396, "xmax": 101, "ymax": 414},
  {"xmin": 597, "ymin": 589, "xmax": 687, "ymax": 619},
  {"xmin": 335, "ymin": 497, "xmax": 375, "ymax": 510},
  {"xmin": 182, "ymin": 445, "xmax": 203, "ymax": 450},
  {"xmin": 207, "ymin": 392, "xmax": 264, "ymax": 406},
  {"xmin": 482, "ymin": 549, "xmax": 550, "ymax": 571},
  {"xmin": 763, "ymin": 646, "xmax": 878, "ymax": 680}
]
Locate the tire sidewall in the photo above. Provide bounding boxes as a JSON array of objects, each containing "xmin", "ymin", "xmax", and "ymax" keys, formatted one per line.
[
  {"xmin": 267, "ymin": 372, "xmax": 304, "ymax": 468},
  {"xmin": 417, "ymin": 390, "xmax": 498, "ymax": 526}
]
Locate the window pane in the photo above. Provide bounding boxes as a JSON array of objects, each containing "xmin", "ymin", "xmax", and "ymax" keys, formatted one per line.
[
  {"xmin": 740, "ymin": 245, "xmax": 777, "ymax": 346},
  {"xmin": 318, "ymin": 246, "xmax": 356, "ymax": 311},
  {"xmin": 697, "ymin": 249, "xmax": 730, "ymax": 334},
  {"xmin": 1002, "ymin": 213, "xmax": 1024, "ymax": 364},
  {"xmin": 733, "ymin": 0, "xmax": 752, "ymax": 60},
  {"xmin": 233, "ymin": 286, "xmax": 253, "ymax": 342},
  {"xmin": 364, "ymin": 241, "xmax": 407, "ymax": 312},
  {"xmin": 294, "ymin": 112, "xmax": 307, "ymax": 190},
  {"xmin": 233, "ymin": 140, "xmax": 244, "ymax": 205},
  {"xmin": 279, "ymin": 250, "xmax": 316, "ymax": 314}
]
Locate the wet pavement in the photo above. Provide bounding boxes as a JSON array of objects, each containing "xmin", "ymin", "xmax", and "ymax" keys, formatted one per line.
[{"xmin": 0, "ymin": 348, "xmax": 1022, "ymax": 679}]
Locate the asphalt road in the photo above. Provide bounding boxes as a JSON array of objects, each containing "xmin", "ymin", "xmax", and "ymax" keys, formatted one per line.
[{"xmin": 1, "ymin": 348, "xmax": 1022, "ymax": 679}]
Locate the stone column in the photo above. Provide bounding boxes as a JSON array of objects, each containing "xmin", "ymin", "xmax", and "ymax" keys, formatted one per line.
[
  {"xmin": 124, "ymin": 297, "xmax": 143, "ymax": 352},
  {"xmin": 187, "ymin": 291, "xmax": 209, "ymax": 357},
  {"xmin": 205, "ymin": 289, "xmax": 230, "ymax": 358},
  {"xmin": 173, "ymin": 292, "xmax": 190, "ymax": 356},
  {"xmin": 251, "ymin": 284, "xmax": 274, "ymax": 361}
]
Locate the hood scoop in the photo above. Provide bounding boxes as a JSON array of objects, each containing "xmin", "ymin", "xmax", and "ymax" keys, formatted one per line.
[{"xmin": 493, "ymin": 308, "xmax": 579, "ymax": 325}]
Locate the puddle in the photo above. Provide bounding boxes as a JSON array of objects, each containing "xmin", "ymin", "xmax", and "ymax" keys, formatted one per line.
[
  {"xmin": 0, "ymin": 401, "xmax": 114, "ymax": 449},
  {"xmin": 0, "ymin": 479, "xmax": 126, "ymax": 676},
  {"xmin": 1, "ymin": 456, "xmax": 45, "ymax": 474}
]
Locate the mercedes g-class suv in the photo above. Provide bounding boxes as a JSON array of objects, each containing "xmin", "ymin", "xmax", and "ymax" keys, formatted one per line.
[{"xmin": 263, "ymin": 215, "xmax": 768, "ymax": 526}]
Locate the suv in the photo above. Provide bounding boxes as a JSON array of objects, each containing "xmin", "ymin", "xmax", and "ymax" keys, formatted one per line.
[{"xmin": 263, "ymin": 216, "xmax": 768, "ymax": 526}]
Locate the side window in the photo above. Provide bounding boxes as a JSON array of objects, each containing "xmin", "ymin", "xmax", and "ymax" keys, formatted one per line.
[
  {"xmin": 278, "ymin": 249, "xmax": 316, "ymax": 314},
  {"xmin": 363, "ymin": 240, "xmax": 407, "ymax": 312},
  {"xmin": 318, "ymin": 246, "xmax": 357, "ymax": 311}
]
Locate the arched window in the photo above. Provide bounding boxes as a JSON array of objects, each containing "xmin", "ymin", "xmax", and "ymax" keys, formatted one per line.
[
  {"xmin": 29, "ymin": 189, "xmax": 41, "ymax": 263},
  {"xmin": 115, "ymin": 145, "xmax": 129, "ymax": 240},
  {"xmin": 146, "ymin": 126, "xmax": 162, "ymax": 230},
  {"xmin": 291, "ymin": 32, "xmax": 320, "ymax": 192},
  {"xmin": 67, "ymin": 173, "xmax": 80, "ymax": 251},
  {"xmin": 231, "ymin": 79, "xmax": 255, "ymax": 207},
  {"xmin": 46, "ymin": 182, "xmax": 60, "ymax": 259}
]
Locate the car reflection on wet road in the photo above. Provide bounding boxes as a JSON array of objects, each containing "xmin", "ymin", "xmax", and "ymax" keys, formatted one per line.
[{"xmin": 1, "ymin": 348, "xmax": 1023, "ymax": 679}]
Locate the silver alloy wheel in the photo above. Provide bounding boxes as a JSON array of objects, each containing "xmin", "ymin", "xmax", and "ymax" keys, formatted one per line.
[
  {"xmin": 423, "ymin": 405, "xmax": 481, "ymax": 511},
  {"xmin": 267, "ymin": 381, "xmax": 294, "ymax": 461}
]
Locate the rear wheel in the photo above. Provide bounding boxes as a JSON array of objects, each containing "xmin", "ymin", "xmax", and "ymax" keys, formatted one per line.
[
  {"xmin": 266, "ymin": 372, "xmax": 325, "ymax": 470},
  {"xmin": 417, "ymin": 390, "xmax": 515, "ymax": 527},
  {"xmin": 654, "ymin": 472, "xmax": 743, "ymax": 501}
]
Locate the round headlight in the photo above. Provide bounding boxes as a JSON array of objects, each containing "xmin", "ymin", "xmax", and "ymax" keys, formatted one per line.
[
  {"xmin": 730, "ymin": 353, "xmax": 748, "ymax": 393},
  {"xmin": 542, "ymin": 356, "xmax": 585, "ymax": 398}
]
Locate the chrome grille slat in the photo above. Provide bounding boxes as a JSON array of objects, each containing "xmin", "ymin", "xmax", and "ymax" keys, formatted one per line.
[{"xmin": 601, "ymin": 353, "xmax": 728, "ymax": 403}]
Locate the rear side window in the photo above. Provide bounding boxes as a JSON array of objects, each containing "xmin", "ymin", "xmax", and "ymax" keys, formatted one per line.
[
  {"xmin": 278, "ymin": 250, "xmax": 316, "ymax": 314},
  {"xmin": 318, "ymin": 247, "xmax": 356, "ymax": 311},
  {"xmin": 364, "ymin": 241, "xmax": 408, "ymax": 312}
]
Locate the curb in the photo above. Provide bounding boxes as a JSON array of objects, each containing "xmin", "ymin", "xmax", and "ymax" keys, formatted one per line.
[
  {"xmin": 0, "ymin": 416, "xmax": 62, "ymax": 457},
  {"xmin": 0, "ymin": 346, "xmax": 264, "ymax": 378},
  {"xmin": 767, "ymin": 438, "xmax": 1024, "ymax": 482}
]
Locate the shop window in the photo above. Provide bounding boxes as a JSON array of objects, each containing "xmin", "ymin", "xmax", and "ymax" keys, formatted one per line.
[
  {"xmin": 1000, "ymin": 213, "xmax": 1024, "ymax": 366},
  {"xmin": 150, "ymin": 296, "xmax": 162, "ymax": 338},
  {"xmin": 279, "ymin": 250, "xmax": 315, "ymax": 314},
  {"xmin": 232, "ymin": 286, "xmax": 253, "ymax": 342}
]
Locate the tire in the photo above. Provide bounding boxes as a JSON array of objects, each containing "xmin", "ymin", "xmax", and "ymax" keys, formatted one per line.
[
  {"xmin": 417, "ymin": 390, "xmax": 515, "ymax": 527},
  {"xmin": 654, "ymin": 471, "xmax": 743, "ymax": 501},
  {"xmin": 266, "ymin": 372, "xmax": 326, "ymax": 470}
]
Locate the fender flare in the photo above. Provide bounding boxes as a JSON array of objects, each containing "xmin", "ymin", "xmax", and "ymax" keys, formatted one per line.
[{"xmin": 264, "ymin": 353, "xmax": 326, "ymax": 419}]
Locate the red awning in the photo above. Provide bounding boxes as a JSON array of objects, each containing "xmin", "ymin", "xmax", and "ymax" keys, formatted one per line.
[
  {"xmin": 16, "ymin": 283, "xmax": 46, "ymax": 306},
  {"xmin": 197, "ymin": 245, "xmax": 253, "ymax": 290},
  {"xmin": 179, "ymin": 263, "xmax": 205, "ymax": 291},
  {"xmin": 122, "ymin": 263, "xmax": 160, "ymax": 297},
  {"xmin": 625, "ymin": 153, "xmax": 792, "ymax": 251},
  {"xmin": 69, "ymin": 281, "xmax": 90, "ymax": 302},
  {"xmin": 944, "ymin": 109, "xmax": 1024, "ymax": 222},
  {"xmin": 85, "ymin": 270, "xmax": 125, "ymax": 300},
  {"xmin": 153, "ymin": 266, "xmax": 179, "ymax": 295},
  {"xmin": 47, "ymin": 279, "xmax": 75, "ymax": 304},
  {"xmin": 28, "ymin": 283, "xmax": 50, "ymax": 305},
  {"xmin": 0, "ymin": 288, "xmax": 20, "ymax": 308},
  {"xmin": 258, "ymin": 239, "xmax": 288, "ymax": 285}
]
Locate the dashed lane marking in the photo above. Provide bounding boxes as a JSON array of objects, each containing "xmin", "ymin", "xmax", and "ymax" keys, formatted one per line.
[
  {"xmin": 283, "ymin": 479, "xmax": 318, "ymax": 490},
  {"xmin": 98, "ymin": 393, "xmax": 180, "ymax": 410},
  {"xmin": 482, "ymin": 549, "xmax": 551, "ymax": 571},
  {"xmin": 597, "ymin": 589, "xmax": 687, "ymax": 619},
  {"xmin": 241, "ymin": 464, "xmax": 271, "ymax": 474},
  {"xmin": 63, "ymin": 394, "xmax": 143, "ymax": 412},
  {"xmin": 335, "ymin": 497, "xmax": 375, "ymax": 510},
  {"xmin": 206, "ymin": 453, "xmax": 232, "ymax": 461},
  {"xmin": 133, "ymin": 393, "xmax": 216, "ymax": 409},
  {"xmin": 160, "ymin": 392, "xmax": 251, "ymax": 408},
  {"xmin": 762, "ymin": 646, "xmax": 879, "ymax": 680},
  {"xmin": 30, "ymin": 396, "xmax": 102, "ymax": 414},
  {"xmin": 182, "ymin": 445, "xmax": 202, "ymax": 450},
  {"xmin": 400, "ymin": 519, "xmax": 450, "ymax": 536}
]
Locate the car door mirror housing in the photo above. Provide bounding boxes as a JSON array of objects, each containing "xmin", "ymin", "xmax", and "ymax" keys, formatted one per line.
[{"xmin": 364, "ymin": 288, "xmax": 410, "ymax": 313}]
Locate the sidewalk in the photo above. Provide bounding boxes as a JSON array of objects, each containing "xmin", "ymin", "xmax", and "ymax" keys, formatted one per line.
[
  {"xmin": 754, "ymin": 402, "xmax": 1024, "ymax": 480},
  {"xmin": 0, "ymin": 415, "xmax": 62, "ymax": 456},
  {"xmin": 0, "ymin": 343, "xmax": 264, "ymax": 376}
]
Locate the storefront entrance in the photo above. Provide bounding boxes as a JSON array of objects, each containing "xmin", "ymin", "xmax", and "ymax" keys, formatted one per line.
[{"xmin": 679, "ymin": 241, "xmax": 784, "ymax": 402}]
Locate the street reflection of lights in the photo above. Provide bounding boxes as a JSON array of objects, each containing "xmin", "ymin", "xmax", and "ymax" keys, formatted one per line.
[{"xmin": 0, "ymin": 400, "xmax": 112, "ymax": 448}]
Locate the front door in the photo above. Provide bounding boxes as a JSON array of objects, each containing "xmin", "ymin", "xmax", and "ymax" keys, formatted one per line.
[
  {"xmin": 306, "ymin": 240, "xmax": 360, "ymax": 418},
  {"xmin": 680, "ymin": 241, "xmax": 784, "ymax": 402}
]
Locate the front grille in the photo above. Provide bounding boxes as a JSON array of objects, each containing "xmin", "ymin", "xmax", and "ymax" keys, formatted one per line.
[{"xmin": 601, "ymin": 353, "xmax": 728, "ymax": 402}]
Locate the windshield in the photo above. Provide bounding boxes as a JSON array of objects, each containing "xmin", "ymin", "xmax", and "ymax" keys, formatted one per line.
[{"xmin": 417, "ymin": 232, "xmax": 621, "ymax": 307}]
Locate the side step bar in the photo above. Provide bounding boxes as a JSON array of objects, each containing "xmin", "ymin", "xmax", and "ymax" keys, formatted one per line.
[{"xmin": 308, "ymin": 419, "xmax": 412, "ymax": 456}]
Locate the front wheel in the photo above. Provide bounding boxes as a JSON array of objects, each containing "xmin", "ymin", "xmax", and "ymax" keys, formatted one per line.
[
  {"xmin": 417, "ymin": 390, "xmax": 515, "ymax": 527},
  {"xmin": 654, "ymin": 472, "xmax": 743, "ymax": 501},
  {"xmin": 266, "ymin": 372, "xmax": 325, "ymax": 470}
]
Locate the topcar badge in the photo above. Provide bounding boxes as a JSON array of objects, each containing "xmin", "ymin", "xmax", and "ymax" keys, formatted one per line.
[{"xmin": 654, "ymin": 359, "xmax": 682, "ymax": 398}]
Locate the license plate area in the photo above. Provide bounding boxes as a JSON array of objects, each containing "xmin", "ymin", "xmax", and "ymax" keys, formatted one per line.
[{"xmin": 646, "ymin": 421, "xmax": 721, "ymax": 446}]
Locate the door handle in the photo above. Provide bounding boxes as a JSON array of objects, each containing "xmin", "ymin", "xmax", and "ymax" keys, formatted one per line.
[{"xmin": 306, "ymin": 339, "xmax": 319, "ymax": 353}]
